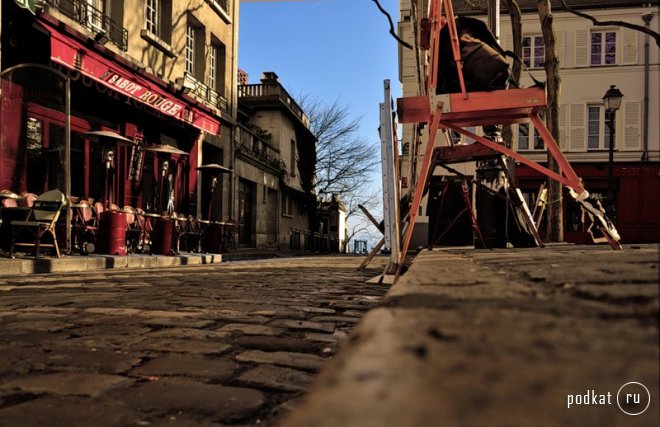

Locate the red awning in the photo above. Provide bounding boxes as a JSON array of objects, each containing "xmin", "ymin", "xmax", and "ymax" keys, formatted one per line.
[{"xmin": 49, "ymin": 27, "xmax": 220, "ymax": 135}]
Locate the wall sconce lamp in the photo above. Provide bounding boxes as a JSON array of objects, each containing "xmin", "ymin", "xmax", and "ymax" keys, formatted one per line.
[
  {"xmin": 175, "ymin": 77, "xmax": 193, "ymax": 95},
  {"xmin": 94, "ymin": 30, "xmax": 109, "ymax": 45}
]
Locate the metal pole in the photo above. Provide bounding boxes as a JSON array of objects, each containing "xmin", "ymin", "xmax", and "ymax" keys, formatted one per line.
[
  {"xmin": 65, "ymin": 77, "xmax": 71, "ymax": 254},
  {"xmin": 607, "ymin": 110, "xmax": 615, "ymax": 211}
]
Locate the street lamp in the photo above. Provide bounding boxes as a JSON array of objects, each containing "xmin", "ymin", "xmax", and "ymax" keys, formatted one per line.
[{"xmin": 602, "ymin": 85, "xmax": 623, "ymax": 218}]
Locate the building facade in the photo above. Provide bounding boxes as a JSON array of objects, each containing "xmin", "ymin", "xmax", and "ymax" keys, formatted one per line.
[
  {"xmin": 237, "ymin": 71, "xmax": 317, "ymax": 250},
  {"xmin": 1, "ymin": 0, "xmax": 237, "ymax": 222},
  {"xmin": 398, "ymin": 0, "xmax": 659, "ymax": 246}
]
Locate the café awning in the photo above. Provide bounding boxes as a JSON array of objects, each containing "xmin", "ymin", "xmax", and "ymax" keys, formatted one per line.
[{"xmin": 47, "ymin": 23, "xmax": 221, "ymax": 135}]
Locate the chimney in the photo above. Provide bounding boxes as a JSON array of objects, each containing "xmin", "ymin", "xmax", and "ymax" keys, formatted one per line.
[{"xmin": 261, "ymin": 71, "xmax": 279, "ymax": 84}]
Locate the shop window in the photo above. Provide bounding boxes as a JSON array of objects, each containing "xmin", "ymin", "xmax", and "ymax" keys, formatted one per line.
[{"xmin": 591, "ymin": 31, "xmax": 616, "ymax": 66}]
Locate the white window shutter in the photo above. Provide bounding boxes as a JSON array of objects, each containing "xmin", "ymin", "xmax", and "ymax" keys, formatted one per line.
[
  {"xmin": 623, "ymin": 101, "xmax": 641, "ymax": 150},
  {"xmin": 502, "ymin": 34, "xmax": 513, "ymax": 51},
  {"xmin": 575, "ymin": 29, "xmax": 589, "ymax": 67},
  {"xmin": 558, "ymin": 104, "xmax": 568, "ymax": 150},
  {"xmin": 556, "ymin": 31, "xmax": 565, "ymax": 68},
  {"xmin": 568, "ymin": 104, "xmax": 586, "ymax": 152},
  {"xmin": 621, "ymin": 28, "xmax": 639, "ymax": 65}
]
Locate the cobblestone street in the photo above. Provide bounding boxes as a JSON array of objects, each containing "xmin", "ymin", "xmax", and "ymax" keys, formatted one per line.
[{"xmin": 0, "ymin": 256, "xmax": 389, "ymax": 427}]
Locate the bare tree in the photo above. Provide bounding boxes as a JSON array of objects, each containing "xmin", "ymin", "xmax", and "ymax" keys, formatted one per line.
[
  {"xmin": 298, "ymin": 95, "xmax": 381, "ymax": 252},
  {"xmin": 342, "ymin": 191, "xmax": 381, "ymax": 252},
  {"xmin": 501, "ymin": 0, "xmax": 524, "ymax": 149},
  {"xmin": 558, "ymin": 0, "xmax": 659, "ymax": 47},
  {"xmin": 538, "ymin": 0, "xmax": 563, "ymax": 242},
  {"xmin": 299, "ymin": 96, "xmax": 380, "ymax": 197}
]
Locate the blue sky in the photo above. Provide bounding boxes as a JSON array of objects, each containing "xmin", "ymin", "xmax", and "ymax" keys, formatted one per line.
[
  {"xmin": 238, "ymin": 0, "xmax": 402, "ymax": 154},
  {"xmin": 238, "ymin": 0, "xmax": 403, "ymax": 243}
]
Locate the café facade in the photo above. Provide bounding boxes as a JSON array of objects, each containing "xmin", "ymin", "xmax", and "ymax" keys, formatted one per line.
[{"xmin": 1, "ymin": 1, "xmax": 234, "ymax": 234}]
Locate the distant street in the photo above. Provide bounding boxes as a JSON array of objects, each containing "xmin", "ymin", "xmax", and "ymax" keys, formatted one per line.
[{"xmin": 0, "ymin": 256, "xmax": 389, "ymax": 426}]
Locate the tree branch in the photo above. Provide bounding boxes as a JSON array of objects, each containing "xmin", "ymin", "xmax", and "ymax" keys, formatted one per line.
[
  {"xmin": 558, "ymin": 0, "xmax": 660, "ymax": 47},
  {"xmin": 371, "ymin": 0, "xmax": 413, "ymax": 49}
]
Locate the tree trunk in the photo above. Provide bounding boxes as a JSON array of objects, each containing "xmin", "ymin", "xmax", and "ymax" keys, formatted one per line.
[
  {"xmin": 538, "ymin": 0, "xmax": 563, "ymax": 242},
  {"xmin": 502, "ymin": 0, "xmax": 523, "ymax": 150}
]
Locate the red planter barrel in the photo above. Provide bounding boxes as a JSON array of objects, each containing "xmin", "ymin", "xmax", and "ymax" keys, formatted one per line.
[
  {"xmin": 152, "ymin": 217, "xmax": 174, "ymax": 255},
  {"xmin": 98, "ymin": 211, "xmax": 127, "ymax": 256},
  {"xmin": 203, "ymin": 222, "xmax": 223, "ymax": 253}
]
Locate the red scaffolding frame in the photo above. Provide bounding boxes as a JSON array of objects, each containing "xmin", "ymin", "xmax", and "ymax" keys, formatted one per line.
[{"xmin": 394, "ymin": 0, "xmax": 622, "ymax": 277}]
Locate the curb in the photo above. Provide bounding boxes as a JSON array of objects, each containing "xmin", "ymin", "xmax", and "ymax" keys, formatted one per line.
[{"xmin": 0, "ymin": 253, "xmax": 222, "ymax": 278}]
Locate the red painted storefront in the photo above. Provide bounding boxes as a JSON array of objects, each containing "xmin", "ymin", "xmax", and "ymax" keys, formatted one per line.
[
  {"xmin": 0, "ymin": 9, "xmax": 222, "ymax": 218},
  {"xmin": 516, "ymin": 163, "xmax": 660, "ymax": 244}
]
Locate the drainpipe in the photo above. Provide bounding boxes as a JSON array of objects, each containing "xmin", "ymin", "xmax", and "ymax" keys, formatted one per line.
[
  {"xmin": 641, "ymin": 12, "xmax": 652, "ymax": 161},
  {"xmin": 230, "ymin": 0, "xmax": 239, "ymax": 221}
]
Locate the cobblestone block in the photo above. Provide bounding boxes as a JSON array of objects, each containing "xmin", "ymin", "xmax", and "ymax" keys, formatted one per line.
[
  {"xmin": 118, "ymin": 378, "xmax": 264, "ymax": 421},
  {"xmin": 268, "ymin": 319, "xmax": 336, "ymax": 333},
  {"xmin": 0, "ymin": 372, "xmax": 133, "ymax": 397},
  {"xmin": 235, "ymin": 350, "xmax": 327, "ymax": 372},
  {"xmin": 131, "ymin": 355, "xmax": 239, "ymax": 381},
  {"xmin": 237, "ymin": 364, "xmax": 313, "ymax": 392},
  {"xmin": 216, "ymin": 323, "xmax": 285, "ymax": 336}
]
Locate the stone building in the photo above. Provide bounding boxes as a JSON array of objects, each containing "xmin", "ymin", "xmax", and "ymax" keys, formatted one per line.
[
  {"xmin": 1, "ymin": 0, "xmax": 237, "ymax": 220},
  {"xmin": 397, "ymin": 0, "xmax": 659, "ymax": 246},
  {"xmin": 237, "ymin": 72, "xmax": 317, "ymax": 250}
]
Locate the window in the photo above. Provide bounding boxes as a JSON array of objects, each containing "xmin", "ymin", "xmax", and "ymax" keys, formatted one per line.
[
  {"xmin": 144, "ymin": 0, "xmax": 172, "ymax": 44},
  {"xmin": 208, "ymin": 41, "xmax": 226, "ymax": 95},
  {"xmin": 83, "ymin": 0, "xmax": 106, "ymax": 31},
  {"xmin": 518, "ymin": 123, "xmax": 544, "ymax": 151},
  {"xmin": 591, "ymin": 31, "xmax": 616, "ymax": 66},
  {"xmin": 184, "ymin": 21, "xmax": 205, "ymax": 81},
  {"xmin": 145, "ymin": 0, "xmax": 159, "ymax": 34},
  {"xmin": 208, "ymin": 44, "xmax": 216, "ymax": 91},
  {"xmin": 587, "ymin": 105, "xmax": 611, "ymax": 150},
  {"xmin": 185, "ymin": 25, "xmax": 195, "ymax": 74},
  {"xmin": 523, "ymin": 35, "xmax": 545, "ymax": 69},
  {"xmin": 290, "ymin": 140, "xmax": 296, "ymax": 177},
  {"xmin": 282, "ymin": 192, "xmax": 293, "ymax": 217}
]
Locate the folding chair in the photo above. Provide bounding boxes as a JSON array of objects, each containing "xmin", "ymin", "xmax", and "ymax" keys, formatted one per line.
[{"xmin": 10, "ymin": 189, "xmax": 66, "ymax": 258}]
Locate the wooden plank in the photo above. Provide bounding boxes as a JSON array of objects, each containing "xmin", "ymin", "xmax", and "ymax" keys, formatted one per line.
[{"xmin": 396, "ymin": 96, "xmax": 430, "ymax": 124}]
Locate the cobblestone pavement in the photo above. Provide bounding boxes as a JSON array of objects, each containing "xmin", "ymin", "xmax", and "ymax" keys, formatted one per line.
[
  {"xmin": 0, "ymin": 256, "xmax": 389, "ymax": 427},
  {"xmin": 283, "ymin": 245, "xmax": 659, "ymax": 427}
]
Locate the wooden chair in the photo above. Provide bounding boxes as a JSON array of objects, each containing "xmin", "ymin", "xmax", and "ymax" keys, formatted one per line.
[
  {"xmin": 1, "ymin": 189, "xmax": 20, "ymax": 208},
  {"xmin": 72, "ymin": 200, "xmax": 98, "ymax": 254},
  {"xmin": 10, "ymin": 189, "xmax": 66, "ymax": 258},
  {"xmin": 123, "ymin": 205, "xmax": 141, "ymax": 253},
  {"xmin": 20, "ymin": 192, "xmax": 38, "ymax": 207}
]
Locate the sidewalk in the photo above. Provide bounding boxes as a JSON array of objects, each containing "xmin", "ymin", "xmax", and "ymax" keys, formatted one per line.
[
  {"xmin": 0, "ymin": 252, "xmax": 223, "ymax": 277},
  {"xmin": 0, "ymin": 247, "xmax": 332, "ymax": 278},
  {"xmin": 283, "ymin": 244, "xmax": 659, "ymax": 427}
]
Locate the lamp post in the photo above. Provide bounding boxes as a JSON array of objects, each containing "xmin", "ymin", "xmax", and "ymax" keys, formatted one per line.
[{"xmin": 602, "ymin": 85, "xmax": 623, "ymax": 219}]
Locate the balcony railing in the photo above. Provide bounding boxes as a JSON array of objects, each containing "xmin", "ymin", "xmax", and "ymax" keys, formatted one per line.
[
  {"xmin": 45, "ymin": 0, "xmax": 129, "ymax": 51},
  {"xmin": 237, "ymin": 126, "xmax": 285, "ymax": 172},
  {"xmin": 238, "ymin": 83, "xmax": 310, "ymax": 128},
  {"xmin": 177, "ymin": 72, "xmax": 229, "ymax": 113}
]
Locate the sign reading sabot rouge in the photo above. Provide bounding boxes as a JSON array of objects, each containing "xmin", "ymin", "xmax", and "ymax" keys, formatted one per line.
[{"xmin": 48, "ymin": 28, "xmax": 220, "ymax": 135}]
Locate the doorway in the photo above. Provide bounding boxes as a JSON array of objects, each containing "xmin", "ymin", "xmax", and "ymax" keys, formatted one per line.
[{"xmin": 238, "ymin": 178, "xmax": 254, "ymax": 246}]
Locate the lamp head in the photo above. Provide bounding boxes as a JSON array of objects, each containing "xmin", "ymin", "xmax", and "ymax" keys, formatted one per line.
[{"xmin": 602, "ymin": 85, "xmax": 624, "ymax": 112}]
